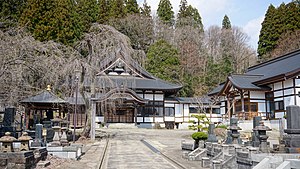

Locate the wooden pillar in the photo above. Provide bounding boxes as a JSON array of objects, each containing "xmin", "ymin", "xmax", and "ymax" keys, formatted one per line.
[
  {"xmin": 241, "ymin": 90, "xmax": 245, "ymax": 120},
  {"xmin": 134, "ymin": 104, "xmax": 137, "ymax": 126},
  {"xmin": 90, "ymin": 100, "xmax": 96, "ymax": 141},
  {"xmin": 227, "ymin": 95, "xmax": 231, "ymax": 119}
]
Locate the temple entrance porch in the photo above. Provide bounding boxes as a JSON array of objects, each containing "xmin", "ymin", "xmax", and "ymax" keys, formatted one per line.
[{"xmin": 106, "ymin": 106, "xmax": 134, "ymax": 123}]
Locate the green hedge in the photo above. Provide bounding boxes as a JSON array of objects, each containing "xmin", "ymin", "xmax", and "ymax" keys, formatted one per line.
[{"xmin": 192, "ymin": 132, "xmax": 208, "ymax": 141}]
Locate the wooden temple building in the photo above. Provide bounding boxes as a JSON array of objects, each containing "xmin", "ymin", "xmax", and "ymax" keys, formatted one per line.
[{"xmin": 209, "ymin": 49, "xmax": 300, "ymax": 120}]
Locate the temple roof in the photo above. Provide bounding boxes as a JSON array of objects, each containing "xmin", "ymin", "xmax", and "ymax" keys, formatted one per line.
[
  {"xmin": 208, "ymin": 49, "xmax": 300, "ymax": 96},
  {"xmin": 94, "ymin": 53, "xmax": 182, "ymax": 92},
  {"xmin": 20, "ymin": 91, "xmax": 67, "ymax": 104}
]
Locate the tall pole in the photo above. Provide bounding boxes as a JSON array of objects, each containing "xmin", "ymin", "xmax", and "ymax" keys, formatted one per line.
[{"xmin": 73, "ymin": 75, "xmax": 79, "ymax": 143}]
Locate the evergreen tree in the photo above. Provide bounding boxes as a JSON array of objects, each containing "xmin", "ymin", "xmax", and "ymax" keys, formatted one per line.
[
  {"xmin": 20, "ymin": 0, "xmax": 83, "ymax": 45},
  {"xmin": 109, "ymin": 0, "xmax": 126, "ymax": 18},
  {"xmin": 176, "ymin": 4, "xmax": 203, "ymax": 31},
  {"xmin": 146, "ymin": 39, "xmax": 180, "ymax": 83},
  {"xmin": 258, "ymin": 1, "xmax": 300, "ymax": 61},
  {"xmin": 157, "ymin": 0, "xmax": 174, "ymax": 26},
  {"xmin": 125, "ymin": 0, "xmax": 139, "ymax": 14},
  {"xmin": 257, "ymin": 4, "xmax": 277, "ymax": 59},
  {"xmin": 0, "ymin": 0, "xmax": 26, "ymax": 29},
  {"xmin": 222, "ymin": 15, "xmax": 231, "ymax": 29},
  {"xmin": 76, "ymin": 0, "xmax": 99, "ymax": 31},
  {"xmin": 140, "ymin": 0, "xmax": 151, "ymax": 17},
  {"xmin": 98, "ymin": 0, "xmax": 110, "ymax": 24},
  {"xmin": 178, "ymin": 0, "xmax": 188, "ymax": 18}
]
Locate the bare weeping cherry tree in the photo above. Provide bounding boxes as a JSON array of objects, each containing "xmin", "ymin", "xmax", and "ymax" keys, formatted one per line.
[{"xmin": 74, "ymin": 24, "xmax": 146, "ymax": 137}]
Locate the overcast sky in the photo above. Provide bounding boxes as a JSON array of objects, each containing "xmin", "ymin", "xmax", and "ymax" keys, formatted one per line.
[{"xmin": 137, "ymin": 0, "xmax": 291, "ymax": 50}]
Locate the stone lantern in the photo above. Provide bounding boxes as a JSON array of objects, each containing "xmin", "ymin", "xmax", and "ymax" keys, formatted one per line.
[
  {"xmin": 18, "ymin": 132, "xmax": 32, "ymax": 151},
  {"xmin": 51, "ymin": 116, "xmax": 62, "ymax": 127},
  {"xmin": 228, "ymin": 118, "xmax": 242, "ymax": 144},
  {"xmin": 253, "ymin": 121, "xmax": 272, "ymax": 153},
  {"xmin": 49, "ymin": 126, "xmax": 61, "ymax": 147},
  {"xmin": 0, "ymin": 132, "xmax": 17, "ymax": 152}
]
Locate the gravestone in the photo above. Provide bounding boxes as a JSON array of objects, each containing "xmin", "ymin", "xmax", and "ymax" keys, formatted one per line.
[
  {"xmin": 31, "ymin": 124, "xmax": 43, "ymax": 147},
  {"xmin": 207, "ymin": 123, "xmax": 218, "ymax": 142},
  {"xmin": 252, "ymin": 116, "xmax": 262, "ymax": 147},
  {"xmin": 282, "ymin": 105, "xmax": 300, "ymax": 153},
  {"xmin": 3, "ymin": 108, "xmax": 15, "ymax": 127}
]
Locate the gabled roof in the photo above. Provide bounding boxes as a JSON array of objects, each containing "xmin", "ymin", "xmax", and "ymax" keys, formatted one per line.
[
  {"xmin": 218, "ymin": 74, "xmax": 271, "ymax": 95},
  {"xmin": 208, "ymin": 49, "xmax": 300, "ymax": 96},
  {"xmin": 20, "ymin": 91, "xmax": 67, "ymax": 104},
  {"xmin": 247, "ymin": 49, "xmax": 300, "ymax": 85},
  {"xmin": 92, "ymin": 52, "xmax": 182, "ymax": 92}
]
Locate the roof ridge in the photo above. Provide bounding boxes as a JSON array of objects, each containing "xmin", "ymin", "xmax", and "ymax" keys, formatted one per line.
[
  {"xmin": 247, "ymin": 49, "xmax": 300, "ymax": 72},
  {"xmin": 231, "ymin": 73, "xmax": 264, "ymax": 77}
]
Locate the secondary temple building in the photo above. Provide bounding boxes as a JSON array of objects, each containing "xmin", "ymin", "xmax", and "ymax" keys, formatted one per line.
[{"xmin": 209, "ymin": 49, "xmax": 300, "ymax": 120}]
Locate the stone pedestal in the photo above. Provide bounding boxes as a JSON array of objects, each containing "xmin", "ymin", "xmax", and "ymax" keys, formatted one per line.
[
  {"xmin": 0, "ymin": 151, "xmax": 35, "ymax": 168},
  {"xmin": 202, "ymin": 157, "xmax": 210, "ymax": 168},
  {"xmin": 282, "ymin": 105, "xmax": 300, "ymax": 153},
  {"xmin": 253, "ymin": 121, "xmax": 271, "ymax": 153},
  {"xmin": 0, "ymin": 132, "xmax": 17, "ymax": 152},
  {"xmin": 60, "ymin": 127, "xmax": 70, "ymax": 147},
  {"xmin": 49, "ymin": 126, "xmax": 61, "ymax": 147},
  {"xmin": 212, "ymin": 160, "xmax": 221, "ymax": 169}
]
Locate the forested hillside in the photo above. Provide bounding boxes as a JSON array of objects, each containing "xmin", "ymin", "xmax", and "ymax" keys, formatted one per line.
[{"xmin": 0, "ymin": 0, "xmax": 299, "ymax": 105}]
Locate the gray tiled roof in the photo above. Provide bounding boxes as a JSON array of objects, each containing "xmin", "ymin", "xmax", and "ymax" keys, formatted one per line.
[
  {"xmin": 176, "ymin": 97, "xmax": 211, "ymax": 104},
  {"xmin": 20, "ymin": 91, "xmax": 67, "ymax": 104},
  {"xmin": 228, "ymin": 74, "xmax": 271, "ymax": 91},
  {"xmin": 246, "ymin": 49, "xmax": 300, "ymax": 83},
  {"xmin": 85, "ymin": 76, "xmax": 182, "ymax": 91},
  {"xmin": 208, "ymin": 49, "xmax": 300, "ymax": 95}
]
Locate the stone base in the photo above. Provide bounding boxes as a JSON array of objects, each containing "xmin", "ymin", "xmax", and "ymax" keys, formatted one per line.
[
  {"xmin": 31, "ymin": 141, "xmax": 42, "ymax": 148},
  {"xmin": 285, "ymin": 147, "xmax": 300, "ymax": 153},
  {"xmin": 282, "ymin": 134, "xmax": 300, "ymax": 153},
  {"xmin": 0, "ymin": 151, "xmax": 35, "ymax": 169},
  {"xmin": 207, "ymin": 134, "xmax": 218, "ymax": 143}
]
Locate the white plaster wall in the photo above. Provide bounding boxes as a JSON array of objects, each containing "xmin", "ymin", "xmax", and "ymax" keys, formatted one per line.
[
  {"xmin": 221, "ymin": 107, "xmax": 226, "ymax": 115},
  {"xmin": 258, "ymin": 102, "xmax": 266, "ymax": 112},
  {"xmin": 175, "ymin": 118, "xmax": 183, "ymax": 122},
  {"xmin": 184, "ymin": 104, "xmax": 189, "ymax": 116},
  {"xmin": 95, "ymin": 116, "xmax": 104, "ymax": 123},
  {"xmin": 284, "ymin": 88, "xmax": 294, "ymax": 95},
  {"xmin": 154, "ymin": 117, "xmax": 164, "ymax": 122},
  {"xmin": 284, "ymin": 96, "xmax": 295, "ymax": 107},
  {"xmin": 137, "ymin": 117, "xmax": 143, "ymax": 122},
  {"xmin": 144, "ymin": 94, "xmax": 153, "ymax": 100},
  {"xmin": 165, "ymin": 103, "xmax": 175, "ymax": 107},
  {"xmin": 144, "ymin": 117, "xmax": 153, "ymax": 122},
  {"xmin": 250, "ymin": 91, "xmax": 265, "ymax": 99},
  {"xmin": 165, "ymin": 117, "xmax": 175, "ymax": 121},
  {"xmin": 275, "ymin": 112, "xmax": 285, "ymax": 118},
  {"xmin": 274, "ymin": 91, "xmax": 283, "ymax": 98},
  {"xmin": 154, "ymin": 94, "xmax": 163, "ymax": 101},
  {"xmin": 175, "ymin": 104, "xmax": 182, "ymax": 117},
  {"xmin": 274, "ymin": 82, "xmax": 282, "ymax": 90},
  {"xmin": 296, "ymin": 78, "xmax": 300, "ymax": 86},
  {"xmin": 284, "ymin": 79, "xmax": 293, "ymax": 88}
]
